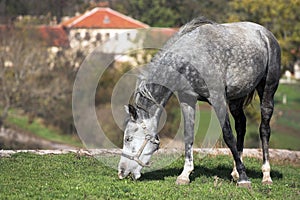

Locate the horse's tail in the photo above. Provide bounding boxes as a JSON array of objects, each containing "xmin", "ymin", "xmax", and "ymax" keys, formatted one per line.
[{"xmin": 244, "ymin": 90, "xmax": 256, "ymax": 107}]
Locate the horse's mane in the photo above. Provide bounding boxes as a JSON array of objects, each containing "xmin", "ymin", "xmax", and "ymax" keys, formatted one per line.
[
  {"xmin": 178, "ymin": 17, "xmax": 216, "ymax": 36},
  {"xmin": 150, "ymin": 17, "xmax": 215, "ymax": 58},
  {"xmin": 136, "ymin": 17, "xmax": 215, "ymax": 98}
]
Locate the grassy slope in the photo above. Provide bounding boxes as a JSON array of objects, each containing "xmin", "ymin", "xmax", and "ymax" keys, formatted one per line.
[
  {"xmin": 272, "ymin": 83, "xmax": 300, "ymax": 150},
  {"xmin": 6, "ymin": 112, "xmax": 83, "ymax": 148},
  {"xmin": 0, "ymin": 153, "xmax": 299, "ymax": 199}
]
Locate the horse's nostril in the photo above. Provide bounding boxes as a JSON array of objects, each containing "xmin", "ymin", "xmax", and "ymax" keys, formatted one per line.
[
  {"xmin": 118, "ymin": 171, "xmax": 125, "ymax": 179},
  {"xmin": 118, "ymin": 167, "xmax": 128, "ymax": 179},
  {"xmin": 118, "ymin": 173, "xmax": 124, "ymax": 179}
]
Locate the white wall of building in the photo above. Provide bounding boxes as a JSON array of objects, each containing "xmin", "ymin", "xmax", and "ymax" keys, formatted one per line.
[{"xmin": 68, "ymin": 28, "xmax": 141, "ymax": 54}]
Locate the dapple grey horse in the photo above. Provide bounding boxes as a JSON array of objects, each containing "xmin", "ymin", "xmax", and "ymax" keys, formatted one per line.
[{"xmin": 118, "ymin": 17, "xmax": 281, "ymax": 187}]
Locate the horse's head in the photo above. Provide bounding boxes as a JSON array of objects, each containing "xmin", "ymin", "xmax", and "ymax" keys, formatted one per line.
[{"xmin": 118, "ymin": 104, "xmax": 160, "ymax": 180}]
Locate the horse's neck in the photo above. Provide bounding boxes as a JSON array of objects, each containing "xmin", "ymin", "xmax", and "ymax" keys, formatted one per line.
[{"xmin": 135, "ymin": 82, "xmax": 172, "ymax": 119}]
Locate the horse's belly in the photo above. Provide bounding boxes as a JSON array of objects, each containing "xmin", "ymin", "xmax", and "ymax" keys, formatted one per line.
[
  {"xmin": 226, "ymin": 66, "xmax": 265, "ymax": 99},
  {"xmin": 224, "ymin": 39, "xmax": 268, "ymax": 99}
]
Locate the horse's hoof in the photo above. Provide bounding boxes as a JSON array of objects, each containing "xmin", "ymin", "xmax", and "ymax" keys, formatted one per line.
[
  {"xmin": 262, "ymin": 179, "xmax": 273, "ymax": 185},
  {"xmin": 237, "ymin": 180, "xmax": 252, "ymax": 189},
  {"xmin": 176, "ymin": 177, "xmax": 190, "ymax": 185}
]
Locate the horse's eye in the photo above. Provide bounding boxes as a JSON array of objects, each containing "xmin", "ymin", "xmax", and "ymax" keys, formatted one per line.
[{"xmin": 125, "ymin": 136, "xmax": 133, "ymax": 143}]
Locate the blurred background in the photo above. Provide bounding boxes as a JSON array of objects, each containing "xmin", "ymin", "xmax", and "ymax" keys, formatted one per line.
[{"xmin": 0, "ymin": 0, "xmax": 299, "ymax": 150}]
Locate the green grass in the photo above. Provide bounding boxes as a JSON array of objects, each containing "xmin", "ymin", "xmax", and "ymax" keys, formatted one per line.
[
  {"xmin": 275, "ymin": 83, "xmax": 300, "ymax": 110},
  {"xmin": 270, "ymin": 130, "xmax": 300, "ymax": 150},
  {"xmin": 6, "ymin": 113, "xmax": 82, "ymax": 148},
  {"xmin": 0, "ymin": 153, "xmax": 299, "ymax": 199}
]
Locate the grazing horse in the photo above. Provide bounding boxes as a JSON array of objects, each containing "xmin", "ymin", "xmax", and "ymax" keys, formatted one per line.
[{"xmin": 118, "ymin": 17, "xmax": 281, "ymax": 187}]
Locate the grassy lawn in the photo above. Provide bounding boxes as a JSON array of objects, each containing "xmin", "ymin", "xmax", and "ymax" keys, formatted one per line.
[
  {"xmin": 275, "ymin": 83, "xmax": 300, "ymax": 110},
  {"xmin": 0, "ymin": 153, "xmax": 299, "ymax": 199}
]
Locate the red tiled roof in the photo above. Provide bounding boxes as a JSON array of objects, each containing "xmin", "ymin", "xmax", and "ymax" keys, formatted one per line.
[
  {"xmin": 61, "ymin": 7, "xmax": 149, "ymax": 29},
  {"xmin": 37, "ymin": 25, "xmax": 69, "ymax": 47}
]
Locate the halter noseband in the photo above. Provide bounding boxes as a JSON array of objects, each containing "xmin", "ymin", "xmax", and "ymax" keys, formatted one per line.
[{"xmin": 121, "ymin": 122, "xmax": 160, "ymax": 167}]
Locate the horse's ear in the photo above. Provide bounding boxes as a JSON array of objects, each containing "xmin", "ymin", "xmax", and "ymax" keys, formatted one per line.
[{"xmin": 124, "ymin": 104, "xmax": 138, "ymax": 121}]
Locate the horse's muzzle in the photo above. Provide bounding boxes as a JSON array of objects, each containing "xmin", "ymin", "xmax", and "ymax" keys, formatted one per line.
[{"xmin": 118, "ymin": 168, "xmax": 141, "ymax": 180}]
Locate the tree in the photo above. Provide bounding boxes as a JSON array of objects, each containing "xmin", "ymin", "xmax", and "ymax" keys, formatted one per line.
[
  {"xmin": 0, "ymin": 0, "xmax": 89, "ymax": 24},
  {"xmin": 111, "ymin": 0, "xmax": 197, "ymax": 27},
  {"xmin": 0, "ymin": 28, "xmax": 47, "ymax": 126},
  {"xmin": 0, "ymin": 28, "xmax": 81, "ymax": 134},
  {"xmin": 194, "ymin": 0, "xmax": 231, "ymax": 23},
  {"xmin": 110, "ymin": 0, "xmax": 231, "ymax": 27}
]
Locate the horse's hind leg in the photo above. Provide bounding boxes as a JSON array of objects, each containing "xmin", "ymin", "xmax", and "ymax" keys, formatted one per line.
[
  {"xmin": 229, "ymin": 98, "xmax": 246, "ymax": 181},
  {"xmin": 210, "ymin": 95, "xmax": 250, "ymax": 187},
  {"xmin": 256, "ymin": 79, "xmax": 279, "ymax": 185},
  {"xmin": 256, "ymin": 35, "xmax": 280, "ymax": 185}
]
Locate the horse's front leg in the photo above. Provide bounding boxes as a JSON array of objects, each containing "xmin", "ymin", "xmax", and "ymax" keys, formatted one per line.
[{"xmin": 176, "ymin": 96, "xmax": 196, "ymax": 185}]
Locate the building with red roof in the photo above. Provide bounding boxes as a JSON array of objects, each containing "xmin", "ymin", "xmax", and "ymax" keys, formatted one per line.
[
  {"xmin": 59, "ymin": 7, "xmax": 178, "ymax": 65},
  {"xmin": 62, "ymin": 7, "xmax": 149, "ymax": 29},
  {"xmin": 61, "ymin": 7, "xmax": 150, "ymax": 53}
]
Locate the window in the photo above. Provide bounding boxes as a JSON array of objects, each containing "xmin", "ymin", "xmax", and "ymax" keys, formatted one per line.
[
  {"xmin": 105, "ymin": 33, "xmax": 110, "ymax": 40},
  {"xmin": 96, "ymin": 33, "xmax": 102, "ymax": 41},
  {"xmin": 84, "ymin": 32, "xmax": 91, "ymax": 40},
  {"xmin": 103, "ymin": 15, "xmax": 110, "ymax": 24},
  {"xmin": 74, "ymin": 32, "xmax": 81, "ymax": 40},
  {"xmin": 127, "ymin": 32, "xmax": 131, "ymax": 40}
]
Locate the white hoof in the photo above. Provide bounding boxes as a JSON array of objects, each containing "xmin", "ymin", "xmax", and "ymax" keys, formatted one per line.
[
  {"xmin": 176, "ymin": 177, "xmax": 190, "ymax": 185},
  {"xmin": 237, "ymin": 180, "xmax": 252, "ymax": 189},
  {"xmin": 262, "ymin": 162, "xmax": 272, "ymax": 185},
  {"xmin": 262, "ymin": 177, "xmax": 273, "ymax": 185}
]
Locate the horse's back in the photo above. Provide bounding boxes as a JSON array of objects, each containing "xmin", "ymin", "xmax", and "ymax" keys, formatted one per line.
[
  {"xmin": 220, "ymin": 22, "xmax": 280, "ymax": 99},
  {"xmin": 167, "ymin": 21, "xmax": 279, "ymax": 100}
]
